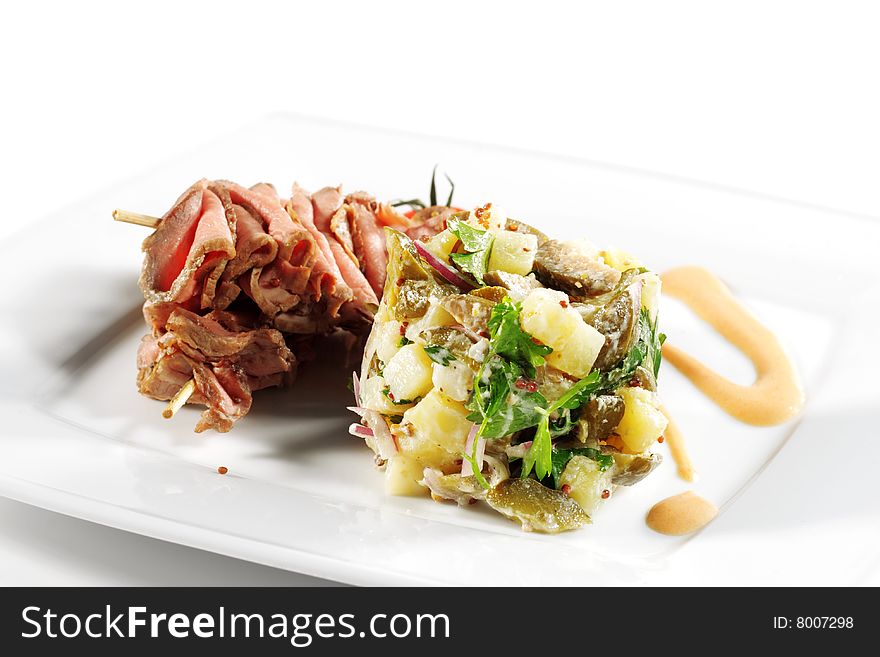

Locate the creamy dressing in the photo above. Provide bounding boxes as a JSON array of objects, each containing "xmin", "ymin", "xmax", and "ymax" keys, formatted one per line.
[
  {"xmin": 661, "ymin": 266, "xmax": 804, "ymax": 426},
  {"xmin": 646, "ymin": 491, "xmax": 718, "ymax": 536},
  {"xmin": 646, "ymin": 266, "xmax": 803, "ymax": 535},
  {"xmin": 659, "ymin": 405, "xmax": 695, "ymax": 482}
]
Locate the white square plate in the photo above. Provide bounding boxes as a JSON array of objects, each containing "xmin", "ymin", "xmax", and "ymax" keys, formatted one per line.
[{"xmin": 1, "ymin": 114, "xmax": 878, "ymax": 585}]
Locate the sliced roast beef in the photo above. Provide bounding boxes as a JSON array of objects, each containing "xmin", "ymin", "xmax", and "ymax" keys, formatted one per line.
[
  {"xmin": 219, "ymin": 180, "xmax": 311, "ymax": 264},
  {"xmin": 133, "ymin": 177, "xmax": 409, "ymax": 433},
  {"xmin": 311, "ymin": 185, "xmax": 344, "ymax": 230},
  {"xmin": 285, "ymin": 184, "xmax": 354, "ymax": 318},
  {"xmin": 191, "ymin": 362, "xmax": 251, "ymax": 433},
  {"xmin": 329, "ymin": 207, "xmax": 358, "ymax": 265},
  {"xmin": 139, "ymin": 179, "xmax": 236, "ymax": 309},
  {"xmin": 167, "ymin": 308, "xmax": 295, "ymax": 380},
  {"xmin": 214, "ymin": 202, "xmax": 278, "ymax": 310},
  {"xmin": 136, "ymin": 306, "xmax": 295, "ymax": 432},
  {"xmin": 137, "ymin": 339, "xmax": 195, "ymax": 401},
  {"xmin": 288, "ymin": 184, "xmax": 372, "ymax": 313},
  {"xmin": 215, "ymin": 181, "xmax": 319, "ymax": 321},
  {"xmin": 346, "ymin": 193, "xmax": 388, "ymax": 298}
]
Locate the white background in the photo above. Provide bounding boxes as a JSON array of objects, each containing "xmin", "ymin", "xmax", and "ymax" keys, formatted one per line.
[{"xmin": 1, "ymin": 1, "xmax": 878, "ymax": 585}]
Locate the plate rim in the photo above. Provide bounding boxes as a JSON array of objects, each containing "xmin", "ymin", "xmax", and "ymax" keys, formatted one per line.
[{"xmin": 2, "ymin": 112, "xmax": 878, "ymax": 586}]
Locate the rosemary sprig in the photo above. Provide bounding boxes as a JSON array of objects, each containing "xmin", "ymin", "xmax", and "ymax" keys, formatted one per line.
[{"xmin": 390, "ymin": 166, "xmax": 456, "ymax": 210}]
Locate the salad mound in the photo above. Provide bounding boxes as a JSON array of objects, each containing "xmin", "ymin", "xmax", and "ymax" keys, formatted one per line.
[{"xmin": 351, "ymin": 204, "xmax": 667, "ymax": 533}]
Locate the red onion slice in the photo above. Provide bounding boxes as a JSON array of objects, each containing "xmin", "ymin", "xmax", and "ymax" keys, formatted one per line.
[
  {"xmin": 412, "ymin": 240, "xmax": 474, "ymax": 290},
  {"xmin": 362, "ymin": 409, "xmax": 398, "ymax": 460},
  {"xmin": 349, "ymin": 423, "xmax": 374, "ymax": 438},
  {"xmin": 461, "ymin": 423, "xmax": 486, "ymax": 477}
]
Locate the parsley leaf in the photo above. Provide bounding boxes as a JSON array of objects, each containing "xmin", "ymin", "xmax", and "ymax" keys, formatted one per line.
[
  {"xmin": 553, "ymin": 371, "xmax": 605, "ymax": 412},
  {"xmin": 447, "ymin": 216, "xmax": 495, "ymax": 284},
  {"xmin": 467, "ymin": 298, "xmax": 553, "ymax": 441},
  {"xmin": 486, "ymin": 299, "xmax": 552, "ymax": 378},
  {"xmin": 467, "ymin": 357, "xmax": 548, "ymax": 439},
  {"xmin": 522, "ymin": 416, "xmax": 553, "ymax": 481},
  {"xmin": 450, "ymin": 251, "xmax": 493, "ymax": 283},
  {"xmin": 447, "ymin": 216, "xmax": 494, "ymax": 252},
  {"xmin": 398, "ymin": 336, "xmax": 414, "ymax": 347},
  {"xmin": 423, "ymin": 344, "xmax": 457, "ymax": 366},
  {"xmin": 642, "ymin": 310, "xmax": 665, "ymax": 379},
  {"xmin": 549, "ymin": 447, "xmax": 614, "ymax": 489}
]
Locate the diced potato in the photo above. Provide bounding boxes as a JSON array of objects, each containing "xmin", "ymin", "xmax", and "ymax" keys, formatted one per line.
[
  {"xmin": 431, "ymin": 360, "xmax": 472, "ymax": 402},
  {"xmin": 488, "ymin": 230, "xmax": 538, "ymax": 276},
  {"xmin": 385, "ymin": 455, "xmax": 428, "ymax": 496},
  {"xmin": 640, "ymin": 272, "xmax": 661, "ymax": 322},
  {"xmin": 615, "ymin": 386, "xmax": 668, "ymax": 453},
  {"xmin": 360, "ymin": 375, "xmax": 407, "ymax": 413},
  {"xmin": 600, "ymin": 247, "xmax": 643, "ymax": 272},
  {"xmin": 396, "ymin": 432, "xmax": 461, "ymax": 472},
  {"xmin": 383, "ymin": 343, "xmax": 434, "ymax": 402},
  {"xmin": 404, "ymin": 303, "xmax": 457, "ymax": 342},
  {"xmin": 559, "ymin": 455, "xmax": 614, "ymax": 516},
  {"xmin": 467, "ymin": 205, "xmax": 506, "ymax": 233},
  {"xmin": 424, "ymin": 229, "xmax": 459, "ymax": 260},
  {"xmin": 520, "ymin": 288, "xmax": 606, "ymax": 379},
  {"xmin": 374, "ymin": 319, "xmax": 404, "ymax": 365},
  {"xmin": 399, "ymin": 389, "xmax": 473, "ymax": 470}
]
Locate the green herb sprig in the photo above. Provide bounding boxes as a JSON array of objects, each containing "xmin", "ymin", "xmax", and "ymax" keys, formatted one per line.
[
  {"xmin": 389, "ymin": 166, "xmax": 456, "ymax": 210},
  {"xmin": 446, "ymin": 216, "xmax": 495, "ymax": 284},
  {"xmin": 521, "ymin": 307, "xmax": 665, "ymax": 479},
  {"xmin": 464, "ymin": 299, "xmax": 552, "ymax": 487}
]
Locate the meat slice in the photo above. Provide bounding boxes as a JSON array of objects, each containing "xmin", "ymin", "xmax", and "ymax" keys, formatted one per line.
[
  {"xmin": 136, "ymin": 307, "xmax": 296, "ymax": 432},
  {"xmin": 167, "ymin": 308, "xmax": 294, "ymax": 379},
  {"xmin": 329, "ymin": 207, "xmax": 358, "ymax": 265},
  {"xmin": 214, "ymin": 203, "xmax": 278, "ymax": 309},
  {"xmin": 215, "ymin": 181, "xmax": 321, "ymax": 321},
  {"xmin": 346, "ymin": 192, "xmax": 388, "ymax": 298},
  {"xmin": 311, "ymin": 185, "xmax": 343, "ymax": 231},
  {"xmin": 287, "ymin": 184, "xmax": 363, "ymax": 314},
  {"xmin": 139, "ymin": 179, "xmax": 236, "ymax": 309},
  {"xmin": 133, "ymin": 177, "xmax": 409, "ymax": 433},
  {"xmin": 191, "ymin": 362, "xmax": 251, "ymax": 433},
  {"xmin": 219, "ymin": 180, "xmax": 311, "ymax": 264},
  {"xmin": 137, "ymin": 337, "xmax": 195, "ymax": 401}
]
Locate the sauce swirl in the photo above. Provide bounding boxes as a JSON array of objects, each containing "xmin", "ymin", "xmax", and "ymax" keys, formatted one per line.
[
  {"xmin": 660, "ymin": 266, "xmax": 804, "ymax": 426},
  {"xmin": 645, "ymin": 267, "xmax": 804, "ymax": 535}
]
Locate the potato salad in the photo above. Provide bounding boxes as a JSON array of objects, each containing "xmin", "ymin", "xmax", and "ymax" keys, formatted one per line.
[{"xmin": 350, "ymin": 204, "xmax": 667, "ymax": 533}]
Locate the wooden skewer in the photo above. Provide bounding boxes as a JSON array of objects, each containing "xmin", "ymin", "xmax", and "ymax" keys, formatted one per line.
[
  {"xmin": 163, "ymin": 379, "xmax": 196, "ymax": 419},
  {"xmin": 113, "ymin": 209, "xmax": 161, "ymax": 229}
]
